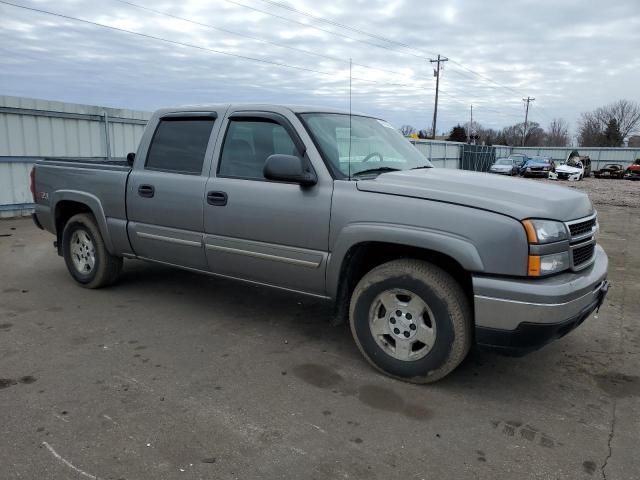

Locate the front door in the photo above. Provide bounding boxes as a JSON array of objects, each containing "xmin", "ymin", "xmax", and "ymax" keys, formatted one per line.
[
  {"xmin": 127, "ymin": 112, "xmax": 221, "ymax": 269},
  {"xmin": 203, "ymin": 111, "xmax": 332, "ymax": 296}
]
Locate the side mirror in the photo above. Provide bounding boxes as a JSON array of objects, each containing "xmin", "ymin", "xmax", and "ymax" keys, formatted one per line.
[
  {"xmin": 263, "ymin": 154, "xmax": 317, "ymax": 186},
  {"xmin": 126, "ymin": 152, "xmax": 136, "ymax": 166}
]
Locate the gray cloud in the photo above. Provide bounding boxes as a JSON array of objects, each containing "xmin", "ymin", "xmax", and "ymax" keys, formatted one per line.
[{"xmin": 1, "ymin": 0, "xmax": 639, "ymax": 137}]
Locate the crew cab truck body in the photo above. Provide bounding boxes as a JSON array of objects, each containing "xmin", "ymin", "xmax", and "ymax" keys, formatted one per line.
[{"xmin": 32, "ymin": 104, "xmax": 609, "ymax": 383}]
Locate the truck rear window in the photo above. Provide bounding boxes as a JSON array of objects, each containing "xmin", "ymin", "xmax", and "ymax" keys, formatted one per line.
[{"xmin": 146, "ymin": 118, "xmax": 215, "ymax": 174}]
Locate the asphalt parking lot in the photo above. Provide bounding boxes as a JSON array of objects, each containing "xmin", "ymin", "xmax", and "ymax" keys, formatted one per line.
[{"xmin": 1, "ymin": 183, "xmax": 639, "ymax": 479}]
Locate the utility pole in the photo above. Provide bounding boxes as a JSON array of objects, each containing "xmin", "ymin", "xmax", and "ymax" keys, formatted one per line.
[
  {"xmin": 522, "ymin": 96, "xmax": 535, "ymax": 146},
  {"xmin": 430, "ymin": 54, "xmax": 448, "ymax": 139},
  {"xmin": 469, "ymin": 104, "xmax": 473, "ymax": 144}
]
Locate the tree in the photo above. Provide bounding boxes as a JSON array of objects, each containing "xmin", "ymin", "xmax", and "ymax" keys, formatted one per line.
[
  {"xmin": 594, "ymin": 99, "xmax": 640, "ymax": 139},
  {"xmin": 578, "ymin": 99, "xmax": 640, "ymax": 146},
  {"xmin": 495, "ymin": 132, "xmax": 509, "ymax": 146},
  {"xmin": 447, "ymin": 124, "xmax": 467, "ymax": 142},
  {"xmin": 604, "ymin": 118, "xmax": 623, "ymax": 147},
  {"xmin": 501, "ymin": 122, "xmax": 545, "ymax": 146},
  {"xmin": 400, "ymin": 125, "xmax": 416, "ymax": 136},
  {"xmin": 545, "ymin": 118, "xmax": 570, "ymax": 147},
  {"xmin": 417, "ymin": 128, "xmax": 430, "ymax": 139},
  {"xmin": 578, "ymin": 113, "xmax": 604, "ymax": 146}
]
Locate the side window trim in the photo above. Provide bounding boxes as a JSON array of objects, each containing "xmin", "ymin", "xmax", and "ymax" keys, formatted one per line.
[{"xmin": 144, "ymin": 113, "xmax": 217, "ymax": 175}]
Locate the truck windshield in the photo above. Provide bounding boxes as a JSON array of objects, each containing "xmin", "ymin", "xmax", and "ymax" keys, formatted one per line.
[{"xmin": 300, "ymin": 113, "xmax": 432, "ymax": 178}]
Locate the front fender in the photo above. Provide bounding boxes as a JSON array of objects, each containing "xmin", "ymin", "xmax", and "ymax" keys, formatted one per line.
[
  {"xmin": 51, "ymin": 190, "xmax": 115, "ymax": 254},
  {"xmin": 326, "ymin": 222, "xmax": 484, "ymax": 299}
]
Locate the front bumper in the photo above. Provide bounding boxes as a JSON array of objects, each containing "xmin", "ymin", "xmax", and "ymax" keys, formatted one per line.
[
  {"xmin": 523, "ymin": 170, "xmax": 549, "ymax": 177},
  {"xmin": 473, "ymin": 245, "xmax": 608, "ymax": 355},
  {"xmin": 549, "ymin": 171, "xmax": 580, "ymax": 181}
]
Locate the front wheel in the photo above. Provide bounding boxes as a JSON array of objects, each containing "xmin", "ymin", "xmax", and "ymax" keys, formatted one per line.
[
  {"xmin": 349, "ymin": 259, "xmax": 472, "ymax": 383},
  {"xmin": 62, "ymin": 213, "xmax": 123, "ymax": 288}
]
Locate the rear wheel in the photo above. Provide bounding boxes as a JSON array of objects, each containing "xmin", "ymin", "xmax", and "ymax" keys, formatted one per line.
[
  {"xmin": 349, "ymin": 259, "xmax": 472, "ymax": 383},
  {"xmin": 62, "ymin": 213, "xmax": 122, "ymax": 288}
]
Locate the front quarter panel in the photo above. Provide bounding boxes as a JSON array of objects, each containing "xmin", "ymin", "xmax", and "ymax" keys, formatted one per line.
[{"xmin": 326, "ymin": 181, "xmax": 528, "ymax": 297}]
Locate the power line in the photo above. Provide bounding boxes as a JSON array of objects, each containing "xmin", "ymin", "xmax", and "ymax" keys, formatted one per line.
[
  {"xmin": 0, "ymin": 0, "xmax": 430, "ymax": 92},
  {"xmin": 249, "ymin": 0, "xmax": 437, "ymax": 57},
  {"xmin": 226, "ymin": 0, "xmax": 534, "ymax": 103},
  {"xmin": 112, "ymin": 0, "xmax": 408, "ymax": 77},
  {"xmin": 222, "ymin": 0, "xmax": 427, "ymax": 59}
]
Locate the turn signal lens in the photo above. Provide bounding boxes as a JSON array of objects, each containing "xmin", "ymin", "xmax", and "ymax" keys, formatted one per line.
[
  {"xmin": 528, "ymin": 252, "xmax": 570, "ymax": 277},
  {"xmin": 528, "ymin": 255, "xmax": 541, "ymax": 276}
]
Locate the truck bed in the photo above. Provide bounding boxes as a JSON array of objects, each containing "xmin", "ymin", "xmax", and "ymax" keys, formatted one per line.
[{"xmin": 33, "ymin": 157, "xmax": 132, "ymax": 248}]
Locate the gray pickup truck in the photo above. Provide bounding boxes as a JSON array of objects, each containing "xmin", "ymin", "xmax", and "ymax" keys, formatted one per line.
[{"xmin": 31, "ymin": 104, "xmax": 609, "ymax": 383}]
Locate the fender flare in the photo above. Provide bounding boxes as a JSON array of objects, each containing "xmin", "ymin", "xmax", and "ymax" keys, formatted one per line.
[
  {"xmin": 51, "ymin": 190, "xmax": 116, "ymax": 254},
  {"xmin": 326, "ymin": 222, "xmax": 484, "ymax": 299}
]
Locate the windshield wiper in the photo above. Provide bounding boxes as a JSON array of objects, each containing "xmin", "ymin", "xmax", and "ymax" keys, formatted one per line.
[
  {"xmin": 352, "ymin": 167, "xmax": 401, "ymax": 178},
  {"xmin": 410, "ymin": 165, "xmax": 433, "ymax": 170}
]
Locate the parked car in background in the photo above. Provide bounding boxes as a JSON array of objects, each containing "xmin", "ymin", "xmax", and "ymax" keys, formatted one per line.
[
  {"xmin": 30, "ymin": 103, "xmax": 609, "ymax": 383},
  {"xmin": 549, "ymin": 157, "xmax": 585, "ymax": 181},
  {"xmin": 489, "ymin": 156, "xmax": 524, "ymax": 175},
  {"xmin": 625, "ymin": 159, "xmax": 640, "ymax": 180},
  {"xmin": 520, "ymin": 156, "xmax": 555, "ymax": 177},
  {"xmin": 567, "ymin": 150, "xmax": 592, "ymax": 177},
  {"xmin": 593, "ymin": 164, "xmax": 626, "ymax": 179}
]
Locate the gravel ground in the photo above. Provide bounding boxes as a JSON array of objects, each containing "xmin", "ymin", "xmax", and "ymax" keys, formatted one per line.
[
  {"xmin": 1, "ymin": 205, "xmax": 639, "ymax": 479},
  {"xmin": 534, "ymin": 177, "xmax": 640, "ymax": 208}
]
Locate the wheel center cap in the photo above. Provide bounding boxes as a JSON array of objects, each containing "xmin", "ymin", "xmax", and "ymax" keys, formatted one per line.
[{"xmin": 389, "ymin": 311, "xmax": 417, "ymax": 339}]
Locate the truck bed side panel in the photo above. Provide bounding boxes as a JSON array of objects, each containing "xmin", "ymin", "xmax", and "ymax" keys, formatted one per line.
[{"xmin": 34, "ymin": 160, "xmax": 132, "ymax": 255}]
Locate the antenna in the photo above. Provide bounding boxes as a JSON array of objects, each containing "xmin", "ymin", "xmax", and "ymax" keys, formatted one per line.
[{"xmin": 348, "ymin": 57, "xmax": 352, "ymax": 180}]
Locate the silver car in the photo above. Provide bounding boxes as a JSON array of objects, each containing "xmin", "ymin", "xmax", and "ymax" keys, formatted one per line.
[{"xmin": 489, "ymin": 156, "xmax": 521, "ymax": 175}]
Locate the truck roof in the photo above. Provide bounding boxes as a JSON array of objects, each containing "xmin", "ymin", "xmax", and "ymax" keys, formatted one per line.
[{"xmin": 153, "ymin": 104, "xmax": 367, "ymax": 116}]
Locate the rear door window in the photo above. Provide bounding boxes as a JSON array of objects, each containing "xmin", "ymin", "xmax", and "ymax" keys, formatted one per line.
[{"xmin": 146, "ymin": 118, "xmax": 215, "ymax": 174}]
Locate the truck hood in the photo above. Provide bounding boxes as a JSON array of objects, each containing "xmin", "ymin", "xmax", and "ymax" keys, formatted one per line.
[{"xmin": 356, "ymin": 168, "xmax": 593, "ymax": 221}]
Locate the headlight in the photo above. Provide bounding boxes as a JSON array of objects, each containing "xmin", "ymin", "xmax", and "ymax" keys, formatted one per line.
[
  {"xmin": 528, "ymin": 252, "xmax": 571, "ymax": 276},
  {"xmin": 522, "ymin": 219, "xmax": 568, "ymax": 244},
  {"xmin": 522, "ymin": 219, "xmax": 570, "ymax": 276}
]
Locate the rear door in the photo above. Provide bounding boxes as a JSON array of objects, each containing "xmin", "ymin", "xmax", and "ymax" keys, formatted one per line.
[{"xmin": 126, "ymin": 111, "xmax": 223, "ymax": 269}]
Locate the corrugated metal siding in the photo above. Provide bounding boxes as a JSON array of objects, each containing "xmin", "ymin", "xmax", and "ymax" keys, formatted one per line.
[
  {"xmin": 0, "ymin": 160, "xmax": 35, "ymax": 218},
  {"xmin": 0, "ymin": 95, "xmax": 150, "ymax": 157},
  {"xmin": 0, "ymin": 95, "xmax": 151, "ymax": 217},
  {"xmin": 410, "ymin": 139, "xmax": 463, "ymax": 169}
]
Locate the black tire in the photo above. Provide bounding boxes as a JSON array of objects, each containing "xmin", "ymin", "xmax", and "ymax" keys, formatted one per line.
[
  {"xmin": 349, "ymin": 259, "xmax": 472, "ymax": 383},
  {"xmin": 62, "ymin": 213, "xmax": 122, "ymax": 288}
]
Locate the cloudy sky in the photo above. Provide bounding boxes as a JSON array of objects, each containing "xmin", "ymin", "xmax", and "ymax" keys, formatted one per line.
[{"xmin": 1, "ymin": 0, "xmax": 639, "ymax": 136}]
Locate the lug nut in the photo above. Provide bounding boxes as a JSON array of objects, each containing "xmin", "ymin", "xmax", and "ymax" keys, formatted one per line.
[
  {"xmin": 403, "ymin": 331, "xmax": 410, "ymax": 338},
  {"xmin": 406, "ymin": 313, "xmax": 412, "ymax": 320},
  {"xmin": 393, "ymin": 328, "xmax": 400, "ymax": 335},
  {"xmin": 396, "ymin": 310, "xmax": 402, "ymax": 316},
  {"xmin": 410, "ymin": 324, "xmax": 417, "ymax": 331},
  {"xmin": 390, "ymin": 318, "xmax": 396, "ymax": 324}
]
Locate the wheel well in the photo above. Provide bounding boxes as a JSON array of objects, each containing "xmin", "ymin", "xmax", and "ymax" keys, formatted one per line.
[
  {"xmin": 333, "ymin": 242, "xmax": 473, "ymax": 323},
  {"xmin": 54, "ymin": 201, "xmax": 93, "ymax": 255}
]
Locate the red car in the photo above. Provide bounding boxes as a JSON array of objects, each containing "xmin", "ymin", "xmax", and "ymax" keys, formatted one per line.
[{"xmin": 625, "ymin": 159, "xmax": 640, "ymax": 180}]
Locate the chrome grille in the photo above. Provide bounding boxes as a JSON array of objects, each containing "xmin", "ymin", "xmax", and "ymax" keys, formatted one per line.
[
  {"xmin": 572, "ymin": 243, "xmax": 595, "ymax": 266},
  {"xmin": 566, "ymin": 213, "xmax": 597, "ymax": 270},
  {"xmin": 569, "ymin": 217, "xmax": 597, "ymax": 237}
]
